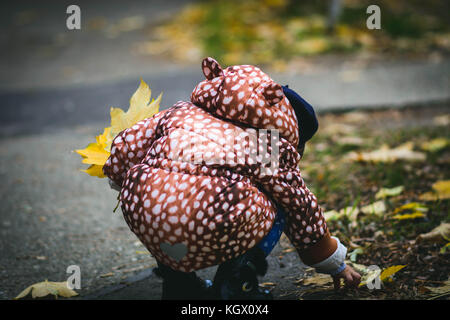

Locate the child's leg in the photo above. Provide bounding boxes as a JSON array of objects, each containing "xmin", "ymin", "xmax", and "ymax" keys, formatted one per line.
[
  {"xmin": 211, "ymin": 207, "xmax": 285, "ymax": 299},
  {"xmin": 257, "ymin": 206, "xmax": 286, "ymax": 256},
  {"xmin": 154, "ymin": 208, "xmax": 285, "ymax": 300},
  {"xmin": 154, "ymin": 260, "xmax": 212, "ymax": 300}
]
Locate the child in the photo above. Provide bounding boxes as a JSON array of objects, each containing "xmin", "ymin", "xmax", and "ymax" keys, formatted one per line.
[{"xmin": 103, "ymin": 57, "xmax": 361, "ymax": 299}]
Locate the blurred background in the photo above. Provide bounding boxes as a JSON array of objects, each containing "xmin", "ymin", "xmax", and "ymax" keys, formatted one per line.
[{"xmin": 0, "ymin": 0, "xmax": 449, "ymax": 300}]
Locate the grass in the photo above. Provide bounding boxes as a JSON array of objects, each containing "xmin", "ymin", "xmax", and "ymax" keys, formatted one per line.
[
  {"xmin": 294, "ymin": 106, "xmax": 450, "ymax": 299},
  {"xmin": 143, "ymin": 0, "xmax": 450, "ymax": 67}
]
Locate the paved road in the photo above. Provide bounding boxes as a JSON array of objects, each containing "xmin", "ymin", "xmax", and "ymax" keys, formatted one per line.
[
  {"xmin": 1, "ymin": 57, "xmax": 449, "ymax": 139},
  {"xmin": 1, "ymin": 1, "xmax": 449, "ymax": 139}
]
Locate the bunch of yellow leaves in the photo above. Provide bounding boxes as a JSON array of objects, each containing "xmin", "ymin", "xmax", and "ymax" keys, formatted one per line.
[{"xmin": 75, "ymin": 79, "xmax": 162, "ymax": 178}]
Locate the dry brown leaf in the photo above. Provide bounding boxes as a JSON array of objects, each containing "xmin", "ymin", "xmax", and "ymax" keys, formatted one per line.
[
  {"xmin": 417, "ymin": 223, "xmax": 450, "ymax": 243},
  {"xmin": 100, "ymin": 272, "xmax": 114, "ymax": 278},
  {"xmin": 15, "ymin": 280, "xmax": 78, "ymax": 299},
  {"xmin": 347, "ymin": 142, "xmax": 426, "ymax": 163},
  {"xmin": 425, "ymin": 278, "xmax": 450, "ymax": 296},
  {"xmin": 322, "ymin": 123, "xmax": 356, "ymax": 136},
  {"xmin": 301, "ymin": 273, "xmax": 333, "ymax": 286}
]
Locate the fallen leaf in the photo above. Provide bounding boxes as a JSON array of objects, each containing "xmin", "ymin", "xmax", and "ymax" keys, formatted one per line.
[
  {"xmin": 393, "ymin": 202, "xmax": 428, "ymax": 214},
  {"xmin": 324, "ymin": 206, "xmax": 359, "ymax": 221},
  {"xmin": 343, "ymin": 206, "xmax": 360, "ymax": 220},
  {"xmin": 335, "ymin": 136, "xmax": 365, "ymax": 146},
  {"xmin": 379, "ymin": 265, "xmax": 406, "ymax": 282},
  {"xmin": 301, "ymin": 273, "xmax": 333, "ymax": 286},
  {"xmin": 433, "ymin": 114, "xmax": 450, "ymax": 126},
  {"xmin": 361, "ymin": 200, "xmax": 386, "ymax": 216},
  {"xmin": 375, "ymin": 186, "xmax": 404, "ymax": 199},
  {"xmin": 15, "ymin": 280, "xmax": 78, "ymax": 299},
  {"xmin": 323, "ymin": 209, "xmax": 344, "ymax": 221},
  {"xmin": 349, "ymin": 248, "xmax": 364, "ymax": 262},
  {"xmin": 100, "ymin": 272, "xmax": 114, "ymax": 278},
  {"xmin": 347, "ymin": 262, "xmax": 381, "ymax": 288},
  {"xmin": 419, "ymin": 180, "xmax": 450, "ymax": 201},
  {"xmin": 421, "ymin": 138, "xmax": 449, "ymax": 153},
  {"xmin": 135, "ymin": 250, "xmax": 150, "ymax": 255},
  {"xmin": 425, "ymin": 278, "xmax": 450, "ymax": 295},
  {"xmin": 347, "ymin": 142, "xmax": 426, "ymax": 163},
  {"xmin": 417, "ymin": 223, "xmax": 450, "ymax": 243},
  {"xmin": 322, "ymin": 123, "xmax": 356, "ymax": 136},
  {"xmin": 392, "ymin": 212, "xmax": 426, "ymax": 220}
]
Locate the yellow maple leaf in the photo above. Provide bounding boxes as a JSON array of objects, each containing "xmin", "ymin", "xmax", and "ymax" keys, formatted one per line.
[
  {"xmin": 354, "ymin": 263, "xmax": 406, "ymax": 287},
  {"xmin": 75, "ymin": 142, "xmax": 110, "ymax": 166},
  {"xmin": 379, "ymin": 265, "xmax": 406, "ymax": 282},
  {"xmin": 392, "ymin": 212, "xmax": 426, "ymax": 220},
  {"xmin": 421, "ymin": 138, "xmax": 449, "ymax": 153},
  {"xmin": 81, "ymin": 164, "xmax": 106, "ymax": 178},
  {"xmin": 75, "ymin": 79, "xmax": 161, "ymax": 178},
  {"xmin": 97, "ymin": 126, "xmax": 113, "ymax": 152},
  {"xmin": 419, "ymin": 180, "xmax": 450, "ymax": 201},
  {"xmin": 14, "ymin": 280, "xmax": 78, "ymax": 299},
  {"xmin": 393, "ymin": 202, "xmax": 428, "ymax": 214},
  {"xmin": 110, "ymin": 79, "xmax": 162, "ymax": 137}
]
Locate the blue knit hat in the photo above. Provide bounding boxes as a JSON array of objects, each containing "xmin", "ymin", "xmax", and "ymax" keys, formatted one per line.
[{"xmin": 282, "ymin": 85, "xmax": 318, "ymax": 147}]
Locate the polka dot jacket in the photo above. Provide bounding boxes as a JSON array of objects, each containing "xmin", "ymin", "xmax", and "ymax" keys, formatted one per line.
[{"xmin": 103, "ymin": 57, "xmax": 338, "ymax": 272}]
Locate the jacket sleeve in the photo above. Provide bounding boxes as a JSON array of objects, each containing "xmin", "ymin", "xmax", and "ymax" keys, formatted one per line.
[
  {"xmin": 103, "ymin": 109, "xmax": 170, "ymax": 187},
  {"xmin": 254, "ymin": 142, "xmax": 345, "ymax": 272}
]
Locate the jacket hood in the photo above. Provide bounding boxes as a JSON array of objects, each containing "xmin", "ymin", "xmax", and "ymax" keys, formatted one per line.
[{"xmin": 191, "ymin": 57, "xmax": 300, "ymax": 147}]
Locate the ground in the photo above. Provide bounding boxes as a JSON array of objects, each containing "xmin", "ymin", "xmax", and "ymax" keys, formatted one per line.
[
  {"xmin": 89, "ymin": 105, "xmax": 450, "ymax": 300},
  {"xmin": 2, "ymin": 105, "xmax": 448, "ymax": 300},
  {"xmin": 0, "ymin": 0, "xmax": 449, "ymax": 300}
]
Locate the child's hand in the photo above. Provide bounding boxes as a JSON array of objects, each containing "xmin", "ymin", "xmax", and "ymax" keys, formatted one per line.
[{"xmin": 332, "ymin": 265, "xmax": 361, "ymax": 290}]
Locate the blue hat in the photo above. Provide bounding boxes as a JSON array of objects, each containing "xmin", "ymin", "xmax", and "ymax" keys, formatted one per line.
[{"xmin": 282, "ymin": 85, "xmax": 318, "ymax": 147}]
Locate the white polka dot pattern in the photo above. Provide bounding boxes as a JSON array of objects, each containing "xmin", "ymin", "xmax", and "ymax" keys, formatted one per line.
[
  {"xmin": 191, "ymin": 57, "xmax": 300, "ymax": 147},
  {"xmin": 103, "ymin": 57, "xmax": 329, "ymax": 272}
]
